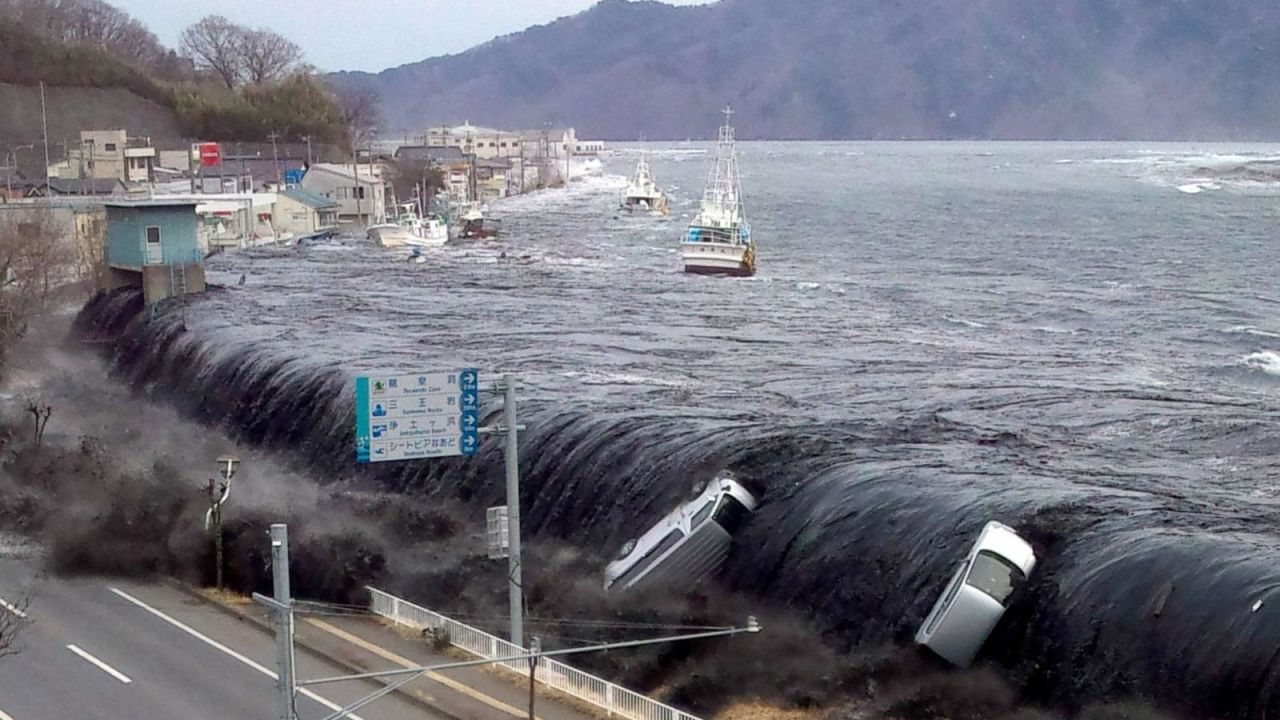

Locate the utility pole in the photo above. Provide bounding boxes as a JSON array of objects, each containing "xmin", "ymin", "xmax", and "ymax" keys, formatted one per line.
[
  {"xmin": 39, "ymin": 81, "xmax": 50, "ymax": 203},
  {"xmin": 351, "ymin": 150, "xmax": 362, "ymax": 227},
  {"xmin": 204, "ymin": 478, "xmax": 226, "ymax": 591},
  {"xmin": 527, "ymin": 636, "xmax": 540, "ymax": 720},
  {"xmin": 268, "ymin": 131, "xmax": 282, "ymax": 187},
  {"xmin": 301, "ymin": 135, "xmax": 313, "ymax": 167}
]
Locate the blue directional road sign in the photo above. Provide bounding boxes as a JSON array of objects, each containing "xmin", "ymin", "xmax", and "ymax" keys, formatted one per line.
[{"xmin": 354, "ymin": 369, "xmax": 480, "ymax": 463}]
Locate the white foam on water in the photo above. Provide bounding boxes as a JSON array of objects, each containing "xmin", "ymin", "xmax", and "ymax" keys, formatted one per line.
[
  {"xmin": 943, "ymin": 315, "xmax": 988, "ymax": 329},
  {"xmin": 1177, "ymin": 183, "xmax": 1206, "ymax": 194},
  {"xmin": 560, "ymin": 369, "xmax": 688, "ymax": 388},
  {"xmin": 1241, "ymin": 351, "xmax": 1280, "ymax": 377},
  {"xmin": 1224, "ymin": 326, "xmax": 1280, "ymax": 339}
]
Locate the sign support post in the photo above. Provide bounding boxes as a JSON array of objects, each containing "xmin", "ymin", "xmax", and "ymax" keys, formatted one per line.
[
  {"xmin": 354, "ymin": 368, "xmax": 522, "ymax": 645},
  {"xmin": 253, "ymin": 523, "xmax": 296, "ymax": 720},
  {"xmin": 480, "ymin": 374, "xmax": 524, "ymax": 645},
  {"xmin": 501, "ymin": 374, "xmax": 523, "ymax": 647}
]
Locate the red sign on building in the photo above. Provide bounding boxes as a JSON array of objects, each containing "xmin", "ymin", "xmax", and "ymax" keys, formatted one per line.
[{"xmin": 198, "ymin": 142, "xmax": 221, "ymax": 166}]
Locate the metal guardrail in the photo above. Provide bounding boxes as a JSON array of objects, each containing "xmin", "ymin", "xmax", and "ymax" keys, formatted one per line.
[{"xmin": 367, "ymin": 587, "xmax": 702, "ymax": 720}]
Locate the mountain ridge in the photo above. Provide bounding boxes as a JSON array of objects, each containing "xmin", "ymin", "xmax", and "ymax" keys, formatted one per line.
[{"xmin": 331, "ymin": 0, "xmax": 1280, "ymax": 141}]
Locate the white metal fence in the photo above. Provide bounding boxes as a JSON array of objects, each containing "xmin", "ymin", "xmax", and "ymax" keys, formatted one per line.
[{"xmin": 367, "ymin": 587, "xmax": 702, "ymax": 720}]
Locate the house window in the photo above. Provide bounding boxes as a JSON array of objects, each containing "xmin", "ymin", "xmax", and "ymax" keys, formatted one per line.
[
  {"xmin": 104, "ymin": 143, "xmax": 117, "ymax": 152},
  {"xmin": 355, "ymin": 186, "xmax": 366, "ymax": 200},
  {"xmin": 500, "ymin": 142, "xmax": 507, "ymax": 148}
]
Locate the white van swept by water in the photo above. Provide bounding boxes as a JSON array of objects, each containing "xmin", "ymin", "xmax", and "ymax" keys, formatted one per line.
[
  {"xmin": 604, "ymin": 473, "xmax": 757, "ymax": 594},
  {"xmin": 915, "ymin": 521, "xmax": 1037, "ymax": 667}
]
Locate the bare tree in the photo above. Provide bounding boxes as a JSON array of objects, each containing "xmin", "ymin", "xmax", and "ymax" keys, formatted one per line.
[
  {"xmin": 388, "ymin": 157, "xmax": 445, "ymax": 205},
  {"xmin": 0, "ymin": 209, "xmax": 66, "ymax": 373},
  {"xmin": 0, "ymin": 0, "xmax": 166, "ymax": 68},
  {"xmin": 240, "ymin": 28, "xmax": 302, "ymax": 85},
  {"xmin": 26, "ymin": 398, "xmax": 52, "ymax": 447},
  {"xmin": 180, "ymin": 15, "xmax": 245, "ymax": 89},
  {"xmin": 336, "ymin": 86, "xmax": 385, "ymax": 152},
  {"xmin": 0, "ymin": 594, "xmax": 29, "ymax": 661}
]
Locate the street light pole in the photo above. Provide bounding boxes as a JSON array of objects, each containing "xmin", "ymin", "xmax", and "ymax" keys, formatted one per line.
[{"xmin": 204, "ymin": 457, "xmax": 239, "ymax": 592}]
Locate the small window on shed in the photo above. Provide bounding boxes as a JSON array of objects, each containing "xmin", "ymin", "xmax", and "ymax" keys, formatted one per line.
[{"xmin": 104, "ymin": 143, "xmax": 117, "ymax": 152}]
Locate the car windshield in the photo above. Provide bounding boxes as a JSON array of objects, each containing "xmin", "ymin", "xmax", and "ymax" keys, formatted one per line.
[
  {"xmin": 965, "ymin": 551, "xmax": 1025, "ymax": 605},
  {"xmin": 712, "ymin": 494, "xmax": 751, "ymax": 534}
]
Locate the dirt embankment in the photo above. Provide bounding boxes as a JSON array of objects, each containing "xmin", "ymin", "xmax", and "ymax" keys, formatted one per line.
[{"xmin": 0, "ymin": 83, "xmax": 183, "ymax": 155}]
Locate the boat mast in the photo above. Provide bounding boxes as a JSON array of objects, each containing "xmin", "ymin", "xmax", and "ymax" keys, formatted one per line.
[{"xmin": 702, "ymin": 105, "xmax": 740, "ymax": 224}]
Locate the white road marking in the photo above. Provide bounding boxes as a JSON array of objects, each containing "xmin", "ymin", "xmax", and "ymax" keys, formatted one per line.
[
  {"xmin": 66, "ymin": 644, "xmax": 132, "ymax": 684},
  {"xmin": 109, "ymin": 587, "xmax": 365, "ymax": 720},
  {"xmin": 0, "ymin": 706, "xmax": 16, "ymax": 720},
  {"xmin": 0, "ymin": 598, "xmax": 26, "ymax": 618}
]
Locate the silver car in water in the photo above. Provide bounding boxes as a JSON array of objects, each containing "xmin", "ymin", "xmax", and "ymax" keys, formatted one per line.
[
  {"xmin": 604, "ymin": 473, "xmax": 758, "ymax": 593},
  {"xmin": 915, "ymin": 520, "xmax": 1037, "ymax": 667}
]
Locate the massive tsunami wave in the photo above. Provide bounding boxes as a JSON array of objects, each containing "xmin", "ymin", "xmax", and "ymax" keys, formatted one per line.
[{"xmin": 76, "ymin": 143, "xmax": 1280, "ymax": 717}]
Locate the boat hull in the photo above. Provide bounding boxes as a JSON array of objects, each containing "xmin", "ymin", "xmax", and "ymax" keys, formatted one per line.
[
  {"xmin": 681, "ymin": 241, "xmax": 754, "ymax": 276},
  {"xmin": 368, "ymin": 224, "xmax": 448, "ymax": 248},
  {"xmin": 367, "ymin": 224, "xmax": 411, "ymax": 247},
  {"xmin": 622, "ymin": 195, "xmax": 668, "ymax": 215}
]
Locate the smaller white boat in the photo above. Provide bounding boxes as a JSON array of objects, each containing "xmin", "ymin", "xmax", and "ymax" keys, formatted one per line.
[
  {"xmin": 367, "ymin": 202, "xmax": 449, "ymax": 248},
  {"xmin": 621, "ymin": 153, "xmax": 668, "ymax": 215},
  {"xmin": 458, "ymin": 207, "xmax": 502, "ymax": 239}
]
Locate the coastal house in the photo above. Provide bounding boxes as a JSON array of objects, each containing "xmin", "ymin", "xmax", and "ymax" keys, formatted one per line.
[
  {"xmin": 64, "ymin": 130, "xmax": 157, "ymax": 183},
  {"xmin": 394, "ymin": 145, "xmax": 467, "ymax": 166},
  {"xmin": 474, "ymin": 158, "xmax": 513, "ymax": 200},
  {"xmin": 273, "ymin": 188, "xmax": 339, "ymax": 241},
  {"xmin": 424, "ymin": 123, "xmax": 524, "ymax": 161},
  {"xmin": 516, "ymin": 127, "xmax": 604, "ymax": 159},
  {"xmin": 103, "ymin": 199, "xmax": 206, "ymax": 306},
  {"xmin": 300, "ymin": 163, "xmax": 386, "ymax": 227}
]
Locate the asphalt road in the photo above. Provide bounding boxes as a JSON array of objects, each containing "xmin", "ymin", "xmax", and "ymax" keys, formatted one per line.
[{"xmin": 0, "ymin": 560, "xmax": 438, "ymax": 720}]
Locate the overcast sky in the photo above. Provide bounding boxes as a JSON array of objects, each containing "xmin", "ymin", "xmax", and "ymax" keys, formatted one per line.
[{"xmin": 113, "ymin": 0, "xmax": 713, "ymax": 73}]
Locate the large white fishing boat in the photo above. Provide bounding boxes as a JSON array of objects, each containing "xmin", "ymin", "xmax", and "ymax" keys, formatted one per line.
[
  {"xmin": 367, "ymin": 202, "xmax": 448, "ymax": 248},
  {"xmin": 621, "ymin": 153, "xmax": 668, "ymax": 215},
  {"xmin": 681, "ymin": 106, "xmax": 754, "ymax": 276}
]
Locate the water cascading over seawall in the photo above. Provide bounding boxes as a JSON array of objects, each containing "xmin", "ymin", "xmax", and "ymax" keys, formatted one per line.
[{"xmin": 76, "ymin": 288, "xmax": 1280, "ymax": 718}]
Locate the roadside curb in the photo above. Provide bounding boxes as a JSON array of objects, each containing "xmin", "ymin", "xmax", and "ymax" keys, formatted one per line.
[{"xmin": 161, "ymin": 578, "xmax": 461, "ymax": 720}]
